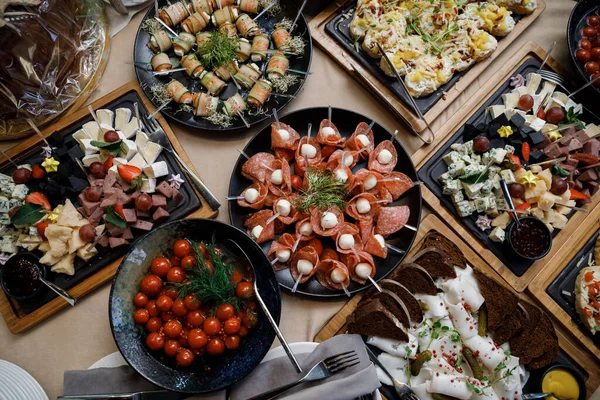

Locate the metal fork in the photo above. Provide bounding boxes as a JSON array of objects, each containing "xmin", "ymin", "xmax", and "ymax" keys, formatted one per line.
[
  {"xmin": 247, "ymin": 350, "xmax": 360, "ymax": 400},
  {"xmin": 141, "ymin": 115, "xmax": 221, "ymax": 211},
  {"xmin": 365, "ymin": 346, "xmax": 419, "ymax": 400}
]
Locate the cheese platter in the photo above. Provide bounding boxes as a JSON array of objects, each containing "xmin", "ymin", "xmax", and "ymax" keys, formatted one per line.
[{"xmin": 0, "ymin": 81, "xmax": 217, "ymax": 334}]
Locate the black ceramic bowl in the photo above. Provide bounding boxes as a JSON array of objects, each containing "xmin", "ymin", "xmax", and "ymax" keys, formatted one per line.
[
  {"xmin": 506, "ymin": 216, "xmax": 552, "ymax": 261},
  {"xmin": 109, "ymin": 218, "xmax": 281, "ymax": 393},
  {"xmin": 535, "ymin": 364, "xmax": 587, "ymax": 400},
  {"xmin": 0, "ymin": 253, "xmax": 46, "ymax": 301},
  {"xmin": 567, "ymin": 0, "xmax": 600, "ymax": 98}
]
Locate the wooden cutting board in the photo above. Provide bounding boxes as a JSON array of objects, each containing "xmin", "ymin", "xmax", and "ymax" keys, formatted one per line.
[
  {"xmin": 309, "ymin": 2, "xmax": 545, "ymax": 137},
  {"xmin": 314, "ymin": 214, "xmax": 600, "ymax": 396},
  {"xmin": 0, "ymin": 80, "xmax": 218, "ymax": 334}
]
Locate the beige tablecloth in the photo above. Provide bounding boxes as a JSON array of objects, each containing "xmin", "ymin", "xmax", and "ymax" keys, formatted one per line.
[{"xmin": 1, "ymin": 1, "xmax": 597, "ymax": 399}]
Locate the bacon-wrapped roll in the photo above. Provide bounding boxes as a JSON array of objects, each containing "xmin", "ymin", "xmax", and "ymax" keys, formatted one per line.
[
  {"xmin": 181, "ymin": 11, "xmax": 211, "ymax": 34},
  {"xmin": 148, "ymin": 30, "xmax": 173, "ymax": 53}
]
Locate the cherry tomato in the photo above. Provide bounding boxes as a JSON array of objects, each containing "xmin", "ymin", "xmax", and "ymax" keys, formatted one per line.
[
  {"xmin": 140, "ymin": 275, "xmax": 162, "ymax": 297},
  {"xmin": 592, "ymin": 73, "xmax": 600, "ymax": 88},
  {"xmin": 164, "ymin": 319, "xmax": 183, "ymax": 338},
  {"xmin": 146, "ymin": 332, "xmax": 165, "ymax": 351},
  {"xmin": 184, "ymin": 294, "xmax": 201, "ymax": 310},
  {"xmin": 88, "ymin": 163, "xmax": 106, "ymax": 179},
  {"xmin": 176, "ymin": 348, "xmax": 195, "ymax": 367},
  {"xmin": 225, "ymin": 335, "xmax": 240, "ymax": 350},
  {"xmin": 206, "ymin": 338, "xmax": 225, "ymax": 356},
  {"xmin": 241, "ymin": 310, "xmax": 258, "ymax": 328},
  {"xmin": 239, "ymin": 325, "xmax": 249, "ymax": 337},
  {"xmin": 304, "ymin": 238, "xmax": 323, "ymax": 256},
  {"xmin": 188, "ymin": 328, "xmax": 208, "ymax": 349},
  {"xmin": 146, "ymin": 300, "xmax": 159, "ymax": 317},
  {"xmin": 133, "ymin": 292, "xmax": 148, "ymax": 308},
  {"xmin": 589, "ymin": 15, "xmax": 600, "ymax": 26},
  {"xmin": 224, "ymin": 317, "xmax": 241, "ymax": 335},
  {"xmin": 167, "ymin": 267, "xmax": 185, "ymax": 283},
  {"xmin": 591, "ymin": 47, "xmax": 600, "ymax": 61},
  {"xmin": 204, "ymin": 260, "xmax": 215, "ymax": 275},
  {"xmin": 577, "ymin": 49, "xmax": 591, "ymax": 63},
  {"xmin": 164, "ymin": 340, "xmax": 180, "ymax": 357},
  {"xmin": 135, "ymin": 193, "xmax": 153, "ymax": 211},
  {"xmin": 187, "ymin": 310, "xmax": 205, "ymax": 327},
  {"xmin": 197, "ymin": 243, "xmax": 209, "ymax": 258},
  {"xmin": 164, "ymin": 286, "xmax": 179, "ymax": 300},
  {"xmin": 134, "ymin": 308, "xmax": 150, "ymax": 324},
  {"xmin": 181, "ymin": 255, "xmax": 196, "ymax": 270},
  {"xmin": 580, "ymin": 39, "xmax": 592, "ymax": 50},
  {"xmin": 156, "ymin": 295, "xmax": 173, "ymax": 312},
  {"xmin": 151, "ymin": 257, "xmax": 171, "ymax": 277},
  {"xmin": 179, "ymin": 327, "xmax": 190, "ymax": 347},
  {"xmin": 216, "ymin": 303, "xmax": 236, "ymax": 321},
  {"xmin": 172, "ymin": 299, "xmax": 187, "ymax": 317},
  {"xmin": 146, "ymin": 317, "xmax": 162, "ymax": 332},
  {"xmin": 585, "ymin": 61, "xmax": 600, "ymax": 74},
  {"xmin": 203, "ymin": 317, "xmax": 222, "ymax": 336},
  {"xmin": 321, "ymin": 248, "xmax": 339, "ymax": 262},
  {"xmin": 170, "ymin": 256, "xmax": 181, "ymax": 266},
  {"xmin": 231, "ymin": 270, "xmax": 243, "ymax": 284},
  {"xmin": 517, "ymin": 94, "xmax": 534, "ymax": 111},
  {"xmin": 583, "ymin": 26, "xmax": 597, "ymax": 38},
  {"xmin": 173, "ymin": 240, "xmax": 191, "ymax": 258},
  {"xmin": 161, "ymin": 312, "xmax": 174, "ymax": 322},
  {"xmin": 236, "ymin": 282, "xmax": 254, "ymax": 299},
  {"xmin": 290, "ymin": 175, "xmax": 303, "ymax": 190}
]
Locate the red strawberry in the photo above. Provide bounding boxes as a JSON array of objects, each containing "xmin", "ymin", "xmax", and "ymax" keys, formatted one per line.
[
  {"xmin": 113, "ymin": 204, "xmax": 126, "ymax": 219},
  {"xmin": 117, "ymin": 164, "xmax": 142, "ymax": 186},
  {"xmin": 104, "ymin": 155, "xmax": 114, "ymax": 173},
  {"xmin": 25, "ymin": 192, "xmax": 51, "ymax": 211},
  {"xmin": 36, "ymin": 221, "xmax": 49, "ymax": 240},
  {"xmin": 536, "ymin": 107, "xmax": 546, "ymax": 120},
  {"xmin": 504, "ymin": 153, "xmax": 522, "ymax": 170},
  {"xmin": 521, "ymin": 142, "xmax": 530, "ymax": 163},
  {"xmin": 31, "ymin": 164, "xmax": 45, "ymax": 179},
  {"xmin": 571, "ymin": 153, "xmax": 599, "ymax": 166}
]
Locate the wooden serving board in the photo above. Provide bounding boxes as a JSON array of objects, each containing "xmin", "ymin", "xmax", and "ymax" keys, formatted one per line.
[
  {"xmin": 309, "ymin": 1, "xmax": 545, "ymax": 137},
  {"xmin": 0, "ymin": 80, "xmax": 218, "ymax": 334},
  {"xmin": 412, "ymin": 41, "xmax": 600, "ymax": 293},
  {"xmin": 528, "ymin": 203, "xmax": 600, "ymax": 363},
  {"xmin": 314, "ymin": 214, "xmax": 600, "ymax": 397}
]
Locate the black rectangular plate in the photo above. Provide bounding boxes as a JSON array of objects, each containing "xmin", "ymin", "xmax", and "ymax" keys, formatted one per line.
[
  {"xmin": 418, "ymin": 59, "xmax": 600, "ymax": 277},
  {"xmin": 1, "ymin": 90, "xmax": 201, "ymax": 314},
  {"xmin": 325, "ymin": 2, "xmax": 524, "ymax": 115},
  {"xmin": 547, "ymin": 228, "xmax": 600, "ymax": 350}
]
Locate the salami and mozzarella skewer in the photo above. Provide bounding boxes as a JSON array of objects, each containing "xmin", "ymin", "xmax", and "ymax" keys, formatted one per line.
[
  {"xmin": 292, "ymin": 218, "xmax": 314, "ymax": 251},
  {"xmin": 368, "ymin": 140, "xmax": 398, "ymax": 174},
  {"xmin": 267, "ymin": 233, "xmax": 296, "ymax": 270},
  {"xmin": 244, "ymin": 209, "xmax": 275, "ymax": 244},
  {"xmin": 316, "ymin": 259, "xmax": 351, "ymax": 296},
  {"xmin": 290, "ymin": 246, "xmax": 319, "ymax": 292}
]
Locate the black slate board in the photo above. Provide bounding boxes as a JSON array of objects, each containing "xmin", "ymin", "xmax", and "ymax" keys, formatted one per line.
[
  {"xmin": 0, "ymin": 90, "xmax": 201, "ymax": 314},
  {"xmin": 547, "ymin": 228, "xmax": 600, "ymax": 350},
  {"xmin": 418, "ymin": 59, "xmax": 600, "ymax": 277},
  {"xmin": 325, "ymin": 2, "xmax": 525, "ymax": 115}
]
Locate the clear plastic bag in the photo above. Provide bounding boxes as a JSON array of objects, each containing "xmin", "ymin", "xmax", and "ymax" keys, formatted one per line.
[{"xmin": 0, "ymin": 0, "xmax": 109, "ymax": 140}]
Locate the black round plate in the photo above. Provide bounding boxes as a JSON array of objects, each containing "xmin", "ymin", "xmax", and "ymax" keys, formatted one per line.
[
  {"xmin": 133, "ymin": 1, "xmax": 312, "ymax": 131},
  {"xmin": 567, "ymin": 0, "xmax": 600, "ymax": 97},
  {"xmin": 228, "ymin": 107, "xmax": 423, "ymax": 298},
  {"xmin": 109, "ymin": 219, "xmax": 281, "ymax": 393}
]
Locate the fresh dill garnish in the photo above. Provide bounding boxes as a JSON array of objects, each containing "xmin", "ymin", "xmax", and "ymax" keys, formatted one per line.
[
  {"xmin": 296, "ymin": 167, "xmax": 348, "ymax": 212},
  {"xmin": 197, "ymin": 31, "xmax": 238, "ymax": 70}
]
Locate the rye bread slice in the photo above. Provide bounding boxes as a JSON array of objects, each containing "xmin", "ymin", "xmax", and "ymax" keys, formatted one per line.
[
  {"xmin": 408, "ymin": 248, "xmax": 456, "ymax": 279},
  {"xmin": 347, "ymin": 298, "xmax": 409, "ymax": 342},
  {"xmin": 363, "ymin": 279, "xmax": 424, "ymax": 324},
  {"xmin": 473, "ymin": 269, "xmax": 519, "ymax": 330},
  {"xmin": 491, "ymin": 303, "xmax": 529, "ymax": 345},
  {"xmin": 419, "ymin": 231, "xmax": 467, "ymax": 269},
  {"xmin": 509, "ymin": 301, "xmax": 543, "ymax": 362},
  {"xmin": 359, "ymin": 289, "xmax": 411, "ymax": 329},
  {"xmin": 388, "ymin": 263, "xmax": 437, "ymax": 295},
  {"xmin": 527, "ymin": 342, "xmax": 559, "ymax": 370}
]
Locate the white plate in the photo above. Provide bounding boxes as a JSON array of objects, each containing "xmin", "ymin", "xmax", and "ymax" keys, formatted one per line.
[{"xmin": 0, "ymin": 360, "xmax": 48, "ymax": 400}]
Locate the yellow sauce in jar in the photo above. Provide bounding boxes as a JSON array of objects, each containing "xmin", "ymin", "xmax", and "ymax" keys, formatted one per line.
[{"xmin": 542, "ymin": 369, "xmax": 580, "ymax": 400}]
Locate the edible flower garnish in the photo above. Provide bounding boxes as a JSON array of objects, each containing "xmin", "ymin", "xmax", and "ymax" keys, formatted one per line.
[
  {"xmin": 48, "ymin": 205, "xmax": 63, "ymax": 223},
  {"xmin": 547, "ymin": 129, "xmax": 562, "ymax": 142},
  {"xmin": 475, "ymin": 214, "xmax": 493, "ymax": 231},
  {"xmin": 41, "ymin": 157, "xmax": 60, "ymax": 173},
  {"xmin": 497, "ymin": 126, "xmax": 513, "ymax": 138},
  {"xmin": 40, "ymin": 145, "xmax": 55, "ymax": 159},
  {"xmin": 169, "ymin": 174, "xmax": 185, "ymax": 189},
  {"xmin": 509, "ymin": 74, "xmax": 526, "ymax": 88},
  {"xmin": 519, "ymin": 171, "xmax": 538, "ymax": 188}
]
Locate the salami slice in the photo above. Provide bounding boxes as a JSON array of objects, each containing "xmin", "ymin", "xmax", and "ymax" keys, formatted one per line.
[
  {"xmin": 364, "ymin": 230, "xmax": 388, "ymax": 259},
  {"xmin": 264, "ymin": 192, "xmax": 279, "ymax": 208},
  {"xmin": 242, "ymin": 152, "xmax": 275, "ymax": 183},
  {"xmin": 358, "ymin": 219, "xmax": 374, "ymax": 246},
  {"xmin": 346, "ymin": 122, "xmax": 375, "ymax": 159},
  {"xmin": 316, "ymin": 259, "xmax": 350, "ymax": 291},
  {"xmin": 295, "ymin": 217, "xmax": 315, "ymax": 242},
  {"xmin": 375, "ymin": 206, "xmax": 410, "ymax": 237},
  {"xmin": 325, "ymin": 149, "xmax": 359, "ymax": 171},
  {"xmin": 349, "ymin": 169, "xmax": 384, "ymax": 196},
  {"xmin": 335, "ymin": 223, "xmax": 364, "ymax": 255},
  {"xmin": 274, "ymin": 148, "xmax": 295, "ymax": 163},
  {"xmin": 237, "ymin": 182, "xmax": 268, "ymax": 210},
  {"xmin": 271, "ymin": 122, "xmax": 300, "ymax": 150},
  {"xmin": 368, "ymin": 140, "xmax": 398, "ymax": 174},
  {"xmin": 383, "ymin": 172, "xmax": 414, "ymax": 200},
  {"xmin": 316, "ymin": 119, "xmax": 346, "ymax": 147},
  {"xmin": 310, "ymin": 206, "xmax": 345, "ymax": 237},
  {"xmin": 345, "ymin": 251, "xmax": 376, "ymax": 284},
  {"xmin": 244, "ymin": 209, "xmax": 275, "ymax": 244},
  {"xmin": 331, "ymin": 165, "xmax": 354, "ymax": 188},
  {"xmin": 345, "ymin": 193, "xmax": 381, "ymax": 221},
  {"xmin": 290, "ymin": 246, "xmax": 319, "ymax": 284},
  {"xmin": 265, "ymin": 158, "xmax": 292, "ymax": 196},
  {"xmin": 294, "ymin": 137, "xmax": 323, "ymax": 173},
  {"xmin": 273, "ymin": 194, "xmax": 302, "ymax": 225},
  {"xmin": 267, "ymin": 233, "xmax": 296, "ymax": 271}
]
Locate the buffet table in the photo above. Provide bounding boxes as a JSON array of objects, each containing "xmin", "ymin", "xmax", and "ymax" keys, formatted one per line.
[{"xmin": 0, "ymin": 1, "xmax": 598, "ymax": 399}]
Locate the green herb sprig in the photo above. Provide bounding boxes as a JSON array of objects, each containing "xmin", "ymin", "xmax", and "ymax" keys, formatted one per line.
[
  {"xmin": 561, "ymin": 106, "xmax": 585, "ymax": 131},
  {"xmin": 196, "ymin": 32, "xmax": 238, "ymax": 71},
  {"xmin": 296, "ymin": 167, "xmax": 348, "ymax": 212},
  {"xmin": 106, "ymin": 206, "xmax": 126, "ymax": 229},
  {"xmin": 10, "ymin": 203, "xmax": 45, "ymax": 225}
]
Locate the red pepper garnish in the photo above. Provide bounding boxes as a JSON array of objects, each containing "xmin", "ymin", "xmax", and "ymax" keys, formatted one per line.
[
  {"xmin": 570, "ymin": 189, "xmax": 591, "ymax": 201},
  {"xmin": 521, "ymin": 142, "xmax": 530, "ymax": 162}
]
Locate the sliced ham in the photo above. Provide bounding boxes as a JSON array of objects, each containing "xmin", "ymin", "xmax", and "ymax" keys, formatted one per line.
[
  {"xmin": 383, "ymin": 172, "xmax": 413, "ymax": 200},
  {"xmin": 103, "ymin": 175, "xmax": 117, "ymax": 193},
  {"xmin": 152, "ymin": 194, "xmax": 167, "ymax": 208},
  {"xmin": 267, "ymin": 233, "xmax": 296, "ymax": 271},
  {"xmin": 172, "ymin": 188, "xmax": 184, "ymax": 207},
  {"xmin": 109, "ymin": 237, "xmax": 129, "ymax": 248},
  {"xmin": 375, "ymin": 206, "xmax": 410, "ymax": 237},
  {"xmin": 316, "ymin": 119, "xmax": 346, "ymax": 148},
  {"xmin": 123, "ymin": 208, "xmax": 137, "ymax": 223},
  {"xmin": 316, "ymin": 259, "xmax": 350, "ymax": 291},
  {"xmin": 244, "ymin": 209, "xmax": 275, "ymax": 244},
  {"xmin": 153, "ymin": 207, "xmax": 170, "ymax": 223},
  {"xmin": 241, "ymin": 152, "xmax": 275, "ymax": 183},
  {"xmin": 345, "ymin": 192, "xmax": 380, "ymax": 221},
  {"xmin": 310, "ymin": 206, "xmax": 345, "ymax": 237},
  {"xmin": 271, "ymin": 122, "xmax": 300, "ymax": 150},
  {"xmin": 237, "ymin": 182, "xmax": 269, "ymax": 210},
  {"xmin": 290, "ymin": 246, "xmax": 319, "ymax": 284},
  {"xmin": 346, "ymin": 122, "xmax": 375, "ymax": 159},
  {"xmin": 368, "ymin": 140, "xmax": 398, "ymax": 174},
  {"xmin": 131, "ymin": 220, "xmax": 154, "ymax": 231},
  {"xmin": 265, "ymin": 159, "xmax": 292, "ymax": 197}
]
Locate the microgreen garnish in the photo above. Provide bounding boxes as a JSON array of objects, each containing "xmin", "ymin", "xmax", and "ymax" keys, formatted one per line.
[
  {"xmin": 296, "ymin": 167, "xmax": 348, "ymax": 212},
  {"xmin": 197, "ymin": 32, "xmax": 239, "ymax": 70}
]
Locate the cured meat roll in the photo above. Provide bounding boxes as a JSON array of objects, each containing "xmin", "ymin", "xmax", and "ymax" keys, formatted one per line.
[
  {"xmin": 266, "ymin": 52, "xmax": 290, "ymax": 81},
  {"xmin": 181, "ymin": 11, "xmax": 211, "ymax": 34},
  {"xmin": 181, "ymin": 54, "xmax": 205, "ymax": 77},
  {"xmin": 251, "ymin": 33, "xmax": 270, "ymax": 62},
  {"xmin": 343, "ymin": 251, "xmax": 376, "ymax": 284},
  {"xmin": 166, "ymin": 80, "xmax": 193, "ymax": 104},
  {"xmin": 317, "ymin": 120, "xmax": 346, "ymax": 148},
  {"xmin": 331, "ymin": 165, "xmax": 354, "ymax": 187},
  {"xmin": 267, "ymin": 233, "xmax": 296, "ymax": 270},
  {"xmin": 273, "ymin": 196, "xmax": 303, "ymax": 225},
  {"xmin": 148, "ymin": 30, "xmax": 173, "ymax": 53},
  {"xmin": 192, "ymin": 92, "xmax": 219, "ymax": 117},
  {"xmin": 174, "ymin": 32, "xmax": 196, "ymax": 56},
  {"xmin": 335, "ymin": 223, "xmax": 363, "ymax": 255},
  {"xmin": 368, "ymin": 140, "xmax": 398, "ymax": 174},
  {"xmin": 151, "ymin": 53, "xmax": 172, "ymax": 71},
  {"xmin": 383, "ymin": 171, "xmax": 414, "ymax": 200},
  {"xmin": 191, "ymin": 0, "xmax": 213, "ymax": 15},
  {"xmin": 317, "ymin": 260, "xmax": 350, "ymax": 291},
  {"xmin": 346, "ymin": 122, "xmax": 375, "ymax": 158},
  {"xmin": 272, "ymin": 26, "xmax": 291, "ymax": 50},
  {"xmin": 237, "ymin": 182, "xmax": 268, "ymax": 209},
  {"xmin": 271, "ymin": 122, "xmax": 300, "ymax": 151},
  {"xmin": 326, "ymin": 149, "xmax": 359, "ymax": 171},
  {"xmin": 310, "ymin": 206, "xmax": 344, "ymax": 237},
  {"xmin": 295, "ymin": 137, "xmax": 323, "ymax": 176},
  {"xmin": 375, "ymin": 206, "xmax": 410, "ymax": 237},
  {"xmin": 265, "ymin": 158, "xmax": 292, "ymax": 196},
  {"xmin": 345, "ymin": 193, "xmax": 381, "ymax": 221},
  {"xmin": 244, "ymin": 209, "xmax": 275, "ymax": 244},
  {"xmin": 236, "ymin": 13, "xmax": 260, "ymax": 37},
  {"xmin": 295, "ymin": 217, "xmax": 315, "ymax": 242},
  {"xmin": 241, "ymin": 152, "xmax": 275, "ymax": 183},
  {"xmin": 291, "ymin": 246, "xmax": 320, "ymax": 284}
]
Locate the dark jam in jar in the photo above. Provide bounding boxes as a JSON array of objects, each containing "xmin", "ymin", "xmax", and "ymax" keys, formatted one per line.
[
  {"xmin": 3, "ymin": 258, "xmax": 41, "ymax": 297},
  {"xmin": 510, "ymin": 218, "xmax": 551, "ymax": 258}
]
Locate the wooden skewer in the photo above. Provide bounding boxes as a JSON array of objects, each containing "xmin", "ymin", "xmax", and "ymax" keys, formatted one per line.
[
  {"xmin": 169, "ymin": 35, "xmax": 197, "ymax": 46},
  {"xmin": 270, "ymin": 257, "xmax": 279, "ymax": 265},
  {"xmin": 498, "ymin": 208, "xmax": 530, "ymax": 214},
  {"xmin": 149, "ymin": 101, "xmax": 171, "ymax": 118},
  {"xmin": 391, "ymin": 129, "xmax": 398, "ymax": 143},
  {"xmin": 237, "ymin": 111, "xmax": 250, "ymax": 128},
  {"xmin": 328, "ymin": 105, "xmax": 332, "ymax": 128},
  {"xmin": 154, "ymin": 16, "xmax": 178, "ymax": 37},
  {"xmin": 292, "ymin": 234, "xmax": 302, "ymax": 252},
  {"xmin": 153, "ymin": 67, "xmax": 186, "ymax": 76},
  {"xmin": 26, "ymin": 119, "xmax": 51, "ymax": 148},
  {"xmin": 75, "ymin": 159, "xmax": 91, "ymax": 183},
  {"xmin": 287, "ymin": 68, "xmax": 311, "ymax": 75},
  {"xmin": 404, "ymin": 224, "xmax": 417, "ymax": 232},
  {"xmin": 86, "ymin": 232, "xmax": 106, "ymax": 252},
  {"xmin": 266, "ymin": 213, "xmax": 280, "ymax": 225},
  {"xmin": 537, "ymin": 41, "xmax": 556, "ymax": 73},
  {"xmin": 226, "ymin": 196, "xmax": 244, "ymax": 201},
  {"xmin": 367, "ymin": 276, "xmax": 382, "ymax": 292},
  {"xmin": 230, "ymin": 74, "xmax": 242, "ymax": 91},
  {"xmin": 544, "ymin": 122, "xmax": 580, "ymax": 135},
  {"xmin": 580, "ymin": 162, "xmax": 600, "ymax": 170},
  {"xmin": 386, "ymin": 243, "xmax": 405, "ymax": 254},
  {"xmin": 291, "ymin": 273, "xmax": 303, "ymax": 293},
  {"xmin": 290, "ymin": 0, "xmax": 308, "ymax": 34},
  {"xmin": 341, "ymin": 283, "xmax": 351, "ymax": 297},
  {"xmin": 87, "ymin": 106, "xmax": 103, "ymax": 132},
  {"xmin": 0, "ymin": 149, "xmax": 18, "ymax": 169},
  {"xmin": 528, "ymin": 157, "xmax": 566, "ymax": 167},
  {"xmin": 568, "ymin": 74, "xmax": 600, "ymax": 99},
  {"xmin": 555, "ymin": 202, "xmax": 589, "ymax": 213},
  {"xmin": 237, "ymin": 148, "xmax": 250, "ymax": 159},
  {"xmin": 254, "ymin": 1, "xmax": 276, "ymax": 20},
  {"xmin": 154, "ymin": 0, "xmax": 159, "ymax": 16}
]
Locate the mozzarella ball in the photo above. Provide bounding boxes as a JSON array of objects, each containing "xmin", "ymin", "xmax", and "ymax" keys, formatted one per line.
[
  {"xmin": 364, "ymin": 174, "xmax": 378, "ymax": 190},
  {"xmin": 343, "ymin": 153, "xmax": 354, "ymax": 167},
  {"xmin": 355, "ymin": 263, "xmax": 372, "ymax": 279},
  {"xmin": 374, "ymin": 234, "xmax": 385, "ymax": 248},
  {"xmin": 276, "ymin": 249, "xmax": 291, "ymax": 263},
  {"xmin": 334, "ymin": 168, "xmax": 348, "ymax": 183},
  {"xmin": 251, "ymin": 225, "xmax": 263, "ymax": 240},
  {"xmin": 321, "ymin": 212, "xmax": 338, "ymax": 229},
  {"xmin": 277, "ymin": 129, "xmax": 290, "ymax": 141},
  {"xmin": 330, "ymin": 268, "xmax": 347, "ymax": 283},
  {"xmin": 297, "ymin": 259, "xmax": 314, "ymax": 275},
  {"xmin": 321, "ymin": 126, "xmax": 336, "ymax": 138},
  {"xmin": 377, "ymin": 149, "xmax": 393, "ymax": 164},
  {"xmin": 301, "ymin": 144, "xmax": 317, "ymax": 159},
  {"xmin": 270, "ymin": 169, "xmax": 283, "ymax": 185},
  {"xmin": 356, "ymin": 198, "xmax": 371, "ymax": 214},
  {"xmin": 276, "ymin": 199, "xmax": 291, "ymax": 216},
  {"xmin": 299, "ymin": 222, "xmax": 313, "ymax": 236},
  {"xmin": 356, "ymin": 134, "xmax": 370, "ymax": 147},
  {"xmin": 244, "ymin": 188, "xmax": 260, "ymax": 203},
  {"xmin": 338, "ymin": 234, "xmax": 355, "ymax": 250}
]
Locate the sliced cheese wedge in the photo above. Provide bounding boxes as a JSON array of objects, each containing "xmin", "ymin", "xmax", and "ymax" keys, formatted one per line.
[{"xmin": 115, "ymin": 108, "xmax": 132, "ymax": 131}]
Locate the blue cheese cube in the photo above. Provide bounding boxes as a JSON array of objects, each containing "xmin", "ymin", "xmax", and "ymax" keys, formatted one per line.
[
  {"xmin": 460, "ymin": 155, "xmax": 473, "ymax": 164},
  {"xmin": 490, "ymin": 148, "xmax": 507, "ymax": 164},
  {"xmin": 439, "ymin": 172, "xmax": 452, "ymax": 184},
  {"xmin": 0, "ymin": 213, "xmax": 10, "ymax": 225},
  {"xmin": 474, "ymin": 198, "xmax": 491, "ymax": 213},
  {"xmin": 504, "ymin": 144, "xmax": 515, "ymax": 154},
  {"xmin": 500, "ymin": 169, "xmax": 516, "ymax": 184},
  {"xmin": 463, "ymin": 182, "xmax": 483, "ymax": 199},
  {"xmin": 443, "ymin": 179, "xmax": 462, "ymax": 195},
  {"xmin": 489, "ymin": 227, "xmax": 506, "ymax": 243},
  {"xmin": 450, "ymin": 191, "xmax": 465, "ymax": 204},
  {"xmin": 486, "ymin": 207, "xmax": 500, "ymax": 217},
  {"xmin": 28, "ymin": 226, "xmax": 39, "ymax": 237},
  {"xmin": 443, "ymin": 151, "xmax": 462, "ymax": 166},
  {"xmin": 488, "ymin": 166, "xmax": 501, "ymax": 177},
  {"xmin": 0, "ymin": 196, "xmax": 9, "ymax": 213},
  {"xmin": 463, "ymin": 164, "xmax": 485, "ymax": 176},
  {"xmin": 0, "ymin": 236, "xmax": 17, "ymax": 254},
  {"xmin": 8, "ymin": 198, "xmax": 21, "ymax": 209},
  {"xmin": 495, "ymin": 198, "xmax": 508, "ymax": 210},
  {"xmin": 471, "ymin": 154, "xmax": 481, "ymax": 163},
  {"xmin": 481, "ymin": 180, "xmax": 494, "ymax": 196},
  {"xmin": 0, "ymin": 180, "xmax": 15, "ymax": 195},
  {"xmin": 455, "ymin": 200, "xmax": 474, "ymax": 217},
  {"xmin": 448, "ymin": 160, "xmax": 466, "ymax": 177},
  {"xmin": 11, "ymin": 184, "xmax": 28, "ymax": 201},
  {"xmin": 481, "ymin": 152, "xmax": 491, "ymax": 165}
]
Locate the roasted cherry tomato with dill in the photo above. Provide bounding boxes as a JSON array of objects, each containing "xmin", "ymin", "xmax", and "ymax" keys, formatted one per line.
[{"xmin": 173, "ymin": 240, "xmax": 191, "ymax": 258}]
